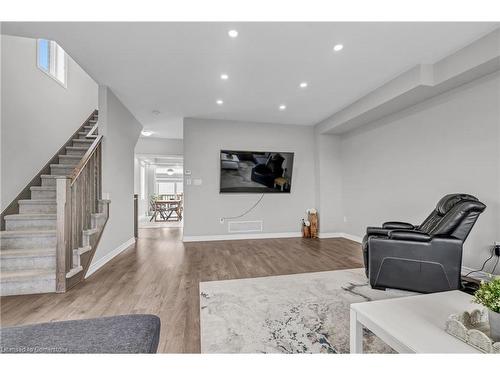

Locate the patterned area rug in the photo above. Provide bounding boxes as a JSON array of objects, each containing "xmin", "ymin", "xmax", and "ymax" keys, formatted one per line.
[{"xmin": 200, "ymin": 268, "xmax": 415, "ymax": 353}]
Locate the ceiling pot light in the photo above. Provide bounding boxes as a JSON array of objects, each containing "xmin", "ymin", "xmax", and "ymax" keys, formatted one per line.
[
  {"xmin": 279, "ymin": 105, "xmax": 286, "ymax": 111},
  {"xmin": 216, "ymin": 99, "xmax": 224, "ymax": 105},
  {"xmin": 228, "ymin": 29, "xmax": 238, "ymax": 38},
  {"xmin": 141, "ymin": 130, "xmax": 153, "ymax": 137},
  {"xmin": 220, "ymin": 73, "xmax": 229, "ymax": 80},
  {"xmin": 299, "ymin": 82, "xmax": 308, "ymax": 88},
  {"xmin": 333, "ymin": 44, "xmax": 344, "ymax": 52}
]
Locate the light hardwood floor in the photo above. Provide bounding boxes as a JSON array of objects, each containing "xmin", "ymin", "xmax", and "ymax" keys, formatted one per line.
[{"xmin": 0, "ymin": 228, "xmax": 363, "ymax": 353}]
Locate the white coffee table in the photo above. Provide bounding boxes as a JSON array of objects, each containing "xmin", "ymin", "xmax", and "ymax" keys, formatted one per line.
[{"xmin": 350, "ymin": 290, "xmax": 481, "ymax": 353}]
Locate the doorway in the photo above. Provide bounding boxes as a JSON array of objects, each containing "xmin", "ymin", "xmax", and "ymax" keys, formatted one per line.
[{"xmin": 135, "ymin": 155, "xmax": 184, "ymax": 229}]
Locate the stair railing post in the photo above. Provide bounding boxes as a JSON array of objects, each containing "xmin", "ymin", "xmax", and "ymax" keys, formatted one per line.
[{"xmin": 55, "ymin": 177, "xmax": 71, "ymax": 293}]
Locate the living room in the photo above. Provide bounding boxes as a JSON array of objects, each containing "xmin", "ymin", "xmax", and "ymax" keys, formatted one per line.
[{"xmin": 1, "ymin": 1, "xmax": 500, "ymax": 374}]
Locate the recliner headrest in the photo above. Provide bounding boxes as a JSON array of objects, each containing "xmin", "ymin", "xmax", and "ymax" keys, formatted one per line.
[
  {"xmin": 436, "ymin": 193, "xmax": 478, "ymax": 215},
  {"xmin": 431, "ymin": 199, "xmax": 486, "ymax": 236}
]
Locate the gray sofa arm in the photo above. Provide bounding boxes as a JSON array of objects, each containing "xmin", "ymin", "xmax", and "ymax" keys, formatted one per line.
[
  {"xmin": 389, "ymin": 230, "xmax": 431, "ymax": 242},
  {"xmin": 382, "ymin": 221, "xmax": 415, "ymax": 230}
]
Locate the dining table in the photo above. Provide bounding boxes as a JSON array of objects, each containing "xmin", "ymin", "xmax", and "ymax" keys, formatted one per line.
[{"xmin": 151, "ymin": 199, "xmax": 182, "ymax": 222}]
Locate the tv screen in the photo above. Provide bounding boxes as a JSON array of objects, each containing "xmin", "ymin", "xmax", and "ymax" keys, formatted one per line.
[{"xmin": 220, "ymin": 150, "xmax": 294, "ymax": 193}]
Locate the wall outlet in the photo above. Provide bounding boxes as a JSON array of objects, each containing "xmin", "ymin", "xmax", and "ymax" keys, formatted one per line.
[
  {"xmin": 494, "ymin": 242, "xmax": 500, "ymax": 257},
  {"xmin": 219, "ymin": 218, "xmax": 225, "ymax": 224}
]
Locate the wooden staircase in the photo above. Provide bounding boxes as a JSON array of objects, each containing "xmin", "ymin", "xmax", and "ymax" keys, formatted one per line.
[{"xmin": 0, "ymin": 111, "xmax": 110, "ymax": 296}]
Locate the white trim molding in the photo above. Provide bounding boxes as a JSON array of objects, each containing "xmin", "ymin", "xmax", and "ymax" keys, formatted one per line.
[
  {"xmin": 183, "ymin": 232, "xmax": 302, "ymax": 242},
  {"xmin": 85, "ymin": 237, "xmax": 136, "ymax": 278},
  {"xmin": 318, "ymin": 232, "xmax": 363, "ymax": 243},
  {"xmin": 183, "ymin": 232, "xmax": 363, "ymax": 243}
]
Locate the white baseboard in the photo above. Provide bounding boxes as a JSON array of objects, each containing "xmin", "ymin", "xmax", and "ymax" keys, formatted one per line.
[
  {"xmin": 85, "ymin": 237, "xmax": 136, "ymax": 278},
  {"xmin": 318, "ymin": 232, "xmax": 363, "ymax": 243},
  {"xmin": 183, "ymin": 231, "xmax": 363, "ymax": 243},
  {"xmin": 183, "ymin": 232, "xmax": 302, "ymax": 242}
]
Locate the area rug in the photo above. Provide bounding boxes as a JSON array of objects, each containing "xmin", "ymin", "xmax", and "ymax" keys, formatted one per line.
[{"xmin": 200, "ymin": 268, "xmax": 415, "ymax": 353}]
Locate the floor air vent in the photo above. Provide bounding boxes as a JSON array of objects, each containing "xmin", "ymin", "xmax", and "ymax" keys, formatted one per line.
[{"xmin": 228, "ymin": 220, "xmax": 263, "ymax": 233}]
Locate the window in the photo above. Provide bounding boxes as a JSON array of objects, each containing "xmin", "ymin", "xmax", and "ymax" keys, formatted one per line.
[
  {"xmin": 176, "ymin": 182, "xmax": 183, "ymax": 194},
  {"xmin": 37, "ymin": 39, "xmax": 67, "ymax": 86},
  {"xmin": 158, "ymin": 182, "xmax": 176, "ymax": 195}
]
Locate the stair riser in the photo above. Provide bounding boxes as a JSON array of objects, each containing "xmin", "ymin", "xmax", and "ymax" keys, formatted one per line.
[
  {"xmin": 58, "ymin": 156, "xmax": 80, "ymax": 165},
  {"xmin": 1, "ymin": 277, "xmax": 55, "ymax": 296},
  {"xmin": 92, "ymin": 214, "xmax": 106, "ymax": 228},
  {"xmin": 51, "ymin": 165, "xmax": 74, "ymax": 176},
  {"xmin": 0, "ymin": 235, "xmax": 56, "ymax": 249},
  {"xmin": 31, "ymin": 189, "xmax": 56, "ymax": 199},
  {"xmin": 19, "ymin": 202, "xmax": 56, "ymax": 214},
  {"xmin": 5, "ymin": 218, "xmax": 56, "ymax": 231},
  {"xmin": 66, "ymin": 148, "xmax": 86, "ymax": 156},
  {"xmin": 1, "ymin": 255, "xmax": 55, "ymax": 271},
  {"xmin": 41, "ymin": 177, "xmax": 56, "ymax": 187},
  {"xmin": 72, "ymin": 140, "xmax": 92, "ymax": 148}
]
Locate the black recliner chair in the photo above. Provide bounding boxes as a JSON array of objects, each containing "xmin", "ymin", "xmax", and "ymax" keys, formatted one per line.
[
  {"xmin": 362, "ymin": 194, "xmax": 486, "ymax": 293},
  {"xmin": 251, "ymin": 153, "xmax": 285, "ymax": 188}
]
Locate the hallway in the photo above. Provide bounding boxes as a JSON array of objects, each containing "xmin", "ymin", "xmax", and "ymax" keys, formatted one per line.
[{"xmin": 0, "ymin": 228, "xmax": 363, "ymax": 352}]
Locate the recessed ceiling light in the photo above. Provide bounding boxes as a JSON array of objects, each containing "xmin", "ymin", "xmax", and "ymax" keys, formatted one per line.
[
  {"xmin": 141, "ymin": 130, "xmax": 153, "ymax": 137},
  {"xmin": 333, "ymin": 44, "xmax": 344, "ymax": 52},
  {"xmin": 220, "ymin": 73, "xmax": 229, "ymax": 80},
  {"xmin": 216, "ymin": 99, "xmax": 224, "ymax": 105},
  {"xmin": 299, "ymin": 82, "xmax": 308, "ymax": 88},
  {"xmin": 228, "ymin": 29, "xmax": 238, "ymax": 38},
  {"xmin": 279, "ymin": 104, "xmax": 286, "ymax": 111}
]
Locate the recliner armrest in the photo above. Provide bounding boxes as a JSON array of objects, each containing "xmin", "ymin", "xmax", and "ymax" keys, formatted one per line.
[
  {"xmin": 382, "ymin": 221, "xmax": 415, "ymax": 230},
  {"xmin": 366, "ymin": 227, "xmax": 391, "ymax": 236},
  {"xmin": 388, "ymin": 230, "xmax": 431, "ymax": 242}
]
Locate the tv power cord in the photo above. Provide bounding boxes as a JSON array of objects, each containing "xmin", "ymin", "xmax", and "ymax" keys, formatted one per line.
[
  {"xmin": 464, "ymin": 243, "xmax": 500, "ymax": 278},
  {"xmin": 219, "ymin": 193, "xmax": 265, "ymax": 223}
]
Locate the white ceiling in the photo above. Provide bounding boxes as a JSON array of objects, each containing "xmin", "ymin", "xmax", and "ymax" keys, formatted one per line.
[{"xmin": 2, "ymin": 22, "xmax": 499, "ymax": 138}]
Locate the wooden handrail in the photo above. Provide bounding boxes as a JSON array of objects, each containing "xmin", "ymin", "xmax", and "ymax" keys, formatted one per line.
[{"xmin": 69, "ymin": 135, "xmax": 103, "ymax": 184}]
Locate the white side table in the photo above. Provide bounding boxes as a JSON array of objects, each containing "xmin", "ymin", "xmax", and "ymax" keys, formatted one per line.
[{"xmin": 350, "ymin": 290, "xmax": 481, "ymax": 353}]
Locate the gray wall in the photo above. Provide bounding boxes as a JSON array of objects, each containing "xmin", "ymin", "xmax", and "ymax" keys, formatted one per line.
[
  {"xmin": 1, "ymin": 34, "xmax": 98, "ymax": 210},
  {"xmin": 183, "ymin": 118, "xmax": 316, "ymax": 237},
  {"xmin": 314, "ymin": 132, "xmax": 343, "ymax": 234},
  {"xmin": 338, "ymin": 73, "xmax": 500, "ymax": 273},
  {"xmin": 92, "ymin": 86, "xmax": 142, "ymax": 264},
  {"xmin": 135, "ymin": 137, "xmax": 183, "ymax": 156}
]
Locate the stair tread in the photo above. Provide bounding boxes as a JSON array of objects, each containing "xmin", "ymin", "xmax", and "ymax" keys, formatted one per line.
[
  {"xmin": 73, "ymin": 139, "xmax": 94, "ymax": 143},
  {"xmin": 59, "ymin": 154, "xmax": 82, "ymax": 158},
  {"xmin": 18, "ymin": 199, "xmax": 56, "ymax": 204},
  {"xmin": 1, "ymin": 269, "xmax": 55, "ymax": 282},
  {"xmin": 30, "ymin": 186, "xmax": 56, "ymax": 191},
  {"xmin": 41, "ymin": 174, "xmax": 68, "ymax": 179},
  {"xmin": 1, "ymin": 248, "xmax": 55, "ymax": 257},
  {"xmin": 50, "ymin": 163, "xmax": 77, "ymax": 168},
  {"xmin": 4, "ymin": 213, "xmax": 56, "ymax": 220},
  {"xmin": 66, "ymin": 146, "xmax": 88, "ymax": 150},
  {"xmin": 0, "ymin": 229, "xmax": 56, "ymax": 237}
]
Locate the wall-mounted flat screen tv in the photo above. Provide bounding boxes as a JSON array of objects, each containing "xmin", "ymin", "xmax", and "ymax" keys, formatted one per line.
[{"xmin": 220, "ymin": 150, "xmax": 294, "ymax": 193}]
